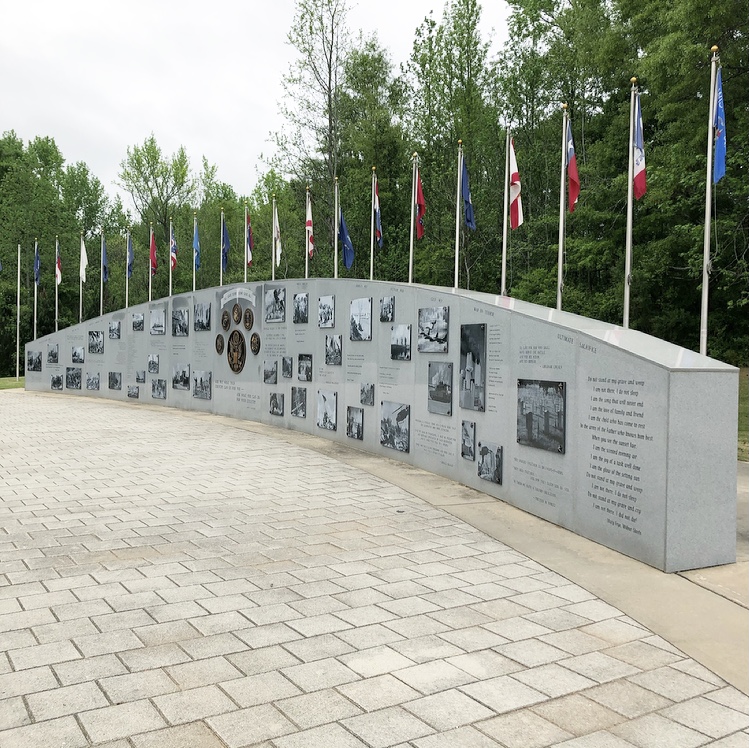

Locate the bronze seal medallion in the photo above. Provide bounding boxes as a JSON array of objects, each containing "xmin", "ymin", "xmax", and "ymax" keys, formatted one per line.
[{"xmin": 227, "ymin": 330, "xmax": 246, "ymax": 374}]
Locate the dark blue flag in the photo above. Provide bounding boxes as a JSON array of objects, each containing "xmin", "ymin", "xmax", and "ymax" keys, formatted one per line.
[
  {"xmin": 34, "ymin": 243, "xmax": 40, "ymax": 285},
  {"xmin": 127, "ymin": 234, "xmax": 134, "ymax": 279},
  {"xmin": 102, "ymin": 236, "xmax": 109, "ymax": 282},
  {"xmin": 462, "ymin": 158, "xmax": 476, "ymax": 230},
  {"xmin": 713, "ymin": 67, "xmax": 726, "ymax": 184},
  {"xmin": 193, "ymin": 218, "xmax": 201, "ymax": 271},
  {"xmin": 221, "ymin": 217, "xmax": 230, "ymax": 272},
  {"xmin": 340, "ymin": 211, "xmax": 355, "ymax": 269}
]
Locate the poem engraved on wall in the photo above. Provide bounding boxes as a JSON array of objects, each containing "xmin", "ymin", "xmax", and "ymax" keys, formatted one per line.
[{"xmin": 583, "ymin": 375, "xmax": 653, "ymax": 536}]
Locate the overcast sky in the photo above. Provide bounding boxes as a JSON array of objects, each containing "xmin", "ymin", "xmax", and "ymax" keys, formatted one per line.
[{"xmin": 1, "ymin": 0, "xmax": 508, "ymax": 211}]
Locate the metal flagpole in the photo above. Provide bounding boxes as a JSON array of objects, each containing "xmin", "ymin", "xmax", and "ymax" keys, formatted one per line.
[
  {"xmin": 623, "ymin": 78, "xmax": 637, "ymax": 329},
  {"xmin": 557, "ymin": 105, "xmax": 568, "ymax": 311},
  {"xmin": 100, "ymin": 233, "xmax": 104, "ymax": 317},
  {"xmin": 169, "ymin": 218, "xmax": 173, "ymax": 297},
  {"xmin": 409, "ymin": 153, "xmax": 417, "ymax": 285},
  {"xmin": 244, "ymin": 203, "xmax": 249, "ymax": 284},
  {"xmin": 370, "ymin": 168, "xmax": 376, "ymax": 281},
  {"xmin": 148, "ymin": 224, "xmax": 153, "ymax": 303},
  {"xmin": 454, "ymin": 143, "xmax": 463, "ymax": 289},
  {"xmin": 501, "ymin": 130, "xmax": 510, "ymax": 296},
  {"xmin": 55, "ymin": 236, "xmax": 59, "ymax": 332},
  {"xmin": 220, "ymin": 209, "xmax": 224, "ymax": 288},
  {"xmin": 193, "ymin": 214, "xmax": 197, "ymax": 293},
  {"xmin": 125, "ymin": 230, "xmax": 130, "ymax": 309},
  {"xmin": 334, "ymin": 179, "xmax": 339, "ymax": 280},
  {"xmin": 305, "ymin": 190, "xmax": 310, "ymax": 280},
  {"xmin": 16, "ymin": 244, "xmax": 20, "ymax": 380},
  {"xmin": 272, "ymin": 196, "xmax": 276, "ymax": 282},
  {"xmin": 33, "ymin": 239, "xmax": 38, "ymax": 340},
  {"xmin": 700, "ymin": 47, "xmax": 719, "ymax": 356},
  {"xmin": 80, "ymin": 233, "xmax": 85, "ymax": 322}
]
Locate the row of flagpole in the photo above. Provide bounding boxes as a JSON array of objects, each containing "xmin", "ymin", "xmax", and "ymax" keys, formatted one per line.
[{"xmin": 9, "ymin": 48, "xmax": 728, "ymax": 377}]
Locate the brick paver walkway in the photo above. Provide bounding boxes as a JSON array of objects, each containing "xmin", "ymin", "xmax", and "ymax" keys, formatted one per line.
[{"xmin": 1, "ymin": 391, "xmax": 748, "ymax": 747}]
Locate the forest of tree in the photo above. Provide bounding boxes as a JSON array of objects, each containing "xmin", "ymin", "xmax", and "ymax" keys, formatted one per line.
[{"xmin": 0, "ymin": 0, "xmax": 746, "ymax": 374}]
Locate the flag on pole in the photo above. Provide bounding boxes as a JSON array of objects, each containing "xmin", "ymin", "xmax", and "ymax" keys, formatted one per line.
[
  {"xmin": 713, "ymin": 67, "xmax": 726, "ymax": 184},
  {"xmin": 416, "ymin": 169, "xmax": 426, "ymax": 239},
  {"xmin": 305, "ymin": 193, "xmax": 314, "ymax": 259},
  {"xmin": 150, "ymin": 230, "xmax": 157, "ymax": 275},
  {"xmin": 193, "ymin": 218, "xmax": 201, "ymax": 270},
  {"xmin": 462, "ymin": 157, "xmax": 476, "ymax": 230},
  {"xmin": 273, "ymin": 201, "xmax": 282, "ymax": 267},
  {"xmin": 102, "ymin": 236, "xmax": 109, "ymax": 282},
  {"xmin": 633, "ymin": 92, "xmax": 646, "ymax": 200},
  {"xmin": 170, "ymin": 225, "xmax": 178, "ymax": 270},
  {"xmin": 126, "ymin": 233, "xmax": 134, "ymax": 279},
  {"xmin": 340, "ymin": 211, "xmax": 355, "ymax": 269},
  {"xmin": 374, "ymin": 175, "xmax": 383, "ymax": 248},
  {"xmin": 509, "ymin": 138, "xmax": 524, "ymax": 229},
  {"xmin": 80, "ymin": 236, "xmax": 88, "ymax": 282},
  {"xmin": 34, "ymin": 242, "xmax": 40, "ymax": 285},
  {"xmin": 246, "ymin": 212, "xmax": 254, "ymax": 266},
  {"xmin": 221, "ymin": 216, "xmax": 230, "ymax": 272},
  {"xmin": 566, "ymin": 121, "xmax": 580, "ymax": 211},
  {"xmin": 56, "ymin": 239, "xmax": 62, "ymax": 285}
]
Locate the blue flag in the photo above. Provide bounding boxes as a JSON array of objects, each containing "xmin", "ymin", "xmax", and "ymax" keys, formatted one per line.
[
  {"xmin": 102, "ymin": 236, "xmax": 109, "ymax": 282},
  {"xmin": 0, "ymin": 258, "xmax": 3, "ymax": 272},
  {"xmin": 462, "ymin": 157, "xmax": 476, "ymax": 230},
  {"xmin": 340, "ymin": 211, "xmax": 355, "ymax": 269},
  {"xmin": 221, "ymin": 217, "xmax": 230, "ymax": 272},
  {"xmin": 713, "ymin": 67, "xmax": 726, "ymax": 184},
  {"xmin": 34, "ymin": 243, "xmax": 40, "ymax": 285},
  {"xmin": 193, "ymin": 219, "xmax": 201, "ymax": 271},
  {"xmin": 127, "ymin": 234, "xmax": 134, "ymax": 279}
]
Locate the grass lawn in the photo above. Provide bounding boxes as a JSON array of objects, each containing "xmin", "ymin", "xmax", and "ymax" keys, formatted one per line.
[{"xmin": 0, "ymin": 377, "xmax": 24, "ymax": 390}]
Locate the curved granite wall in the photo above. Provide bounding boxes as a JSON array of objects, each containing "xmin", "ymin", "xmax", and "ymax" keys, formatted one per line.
[{"xmin": 24, "ymin": 280, "xmax": 738, "ymax": 572}]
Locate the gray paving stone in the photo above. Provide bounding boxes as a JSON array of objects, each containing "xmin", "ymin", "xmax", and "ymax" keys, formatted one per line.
[
  {"xmin": 339, "ymin": 645, "xmax": 417, "ymax": 677},
  {"xmin": 628, "ymin": 665, "xmax": 719, "ymax": 701},
  {"xmin": 403, "ymin": 688, "xmax": 495, "ymax": 730},
  {"xmin": 661, "ymin": 697, "xmax": 749, "ymax": 738},
  {"xmin": 276, "ymin": 687, "xmax": 363, "ymax": 728},
  {"xmin": 79, "ymin": 700, "xmax": 167, "ymax": 743},
  {"xmin": 26, "ymin": 680, "xmax": 109, "ymax": 720},
  {"xmin": 282, "ymin": 656, "xmax": 361, "ymax": 691},
  {"xmin": 342, "ymin": 705, "xmax": 435, "ymax": 747},
  {"xmin": 337, "ymin": 673, "xmax": 422, "ymax": 712},
  {"xmin": 274, "ymin": 722, "xmax": 370, "ymax": 748},
  {"xmin": 222, "ymin": 669, "xmax": 302, "ymax": 710},
  {"xmin": 0, "ymin": 696, "xmax": 31, "ymax": 730},
  {"xmin": 8, "ymin": 639, "xmax": 81, "ymax": 670},
  {"xmin": 0, "ymin": 665, "xmax": 58, "ymax": 698},
  {"xmin": 394, "ymin": 660, "xmax": 476, "ymax": 695},
  {"xmin": 478, "ymin": 710, "xmax": 574, "ymax": 747},
  {"xmin": 166, "ymin": 655, "xmax": 244, "ymax": 689},
  {"xmin": 412, "ymin": 725, "xmax": 503, "ymax": 747},
  {"xmin": 584, "ymin": 679, "xmax": 674, "ymax": 718},
  {"xmin": 0, "ymin": 715, "xmax": 88, "ymax": 748},
  {"xmin": 100, "ymin": 669, "xmax": 179, "ymax": 703},
  {"xmin": 152, "ymin": 684, "xmax": 236, "ymax": 724},
  {"xmin": 208, "ymin": 703, "xmax": 296, "ymax": 746},
  {"xmin": 74, "ymin": 629, "xmax": 145, "ymax": 657},
  {"xmin": 610, "ymin": 712, "xmax": 713, "ymax": 747},
  {"xmin": 531, "ymin": 693, "xmax": 627, "ymax": 735},
  {"xmin": 705, "ymin": 687, "xmax": 749, "ymax": 715},
  {"xmin": 131, "ymin": 721, "xmax": 227, "ymax": 748},
  {"xmin": 460, "ymin": 675, "xmax": 548, "ymax": 713}
]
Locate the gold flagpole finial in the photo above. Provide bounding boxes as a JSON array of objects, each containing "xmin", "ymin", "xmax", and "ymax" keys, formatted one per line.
[
  {"xmin": 711, "ymin": 45, "xmax": 719, "ymax": 53},
  {"xmin": 562, "ymin": 102, "xmax": 568, "ymax": 110},
  {"xmin": 630, "ymin": 76, "xmax": 637, "ymax": 85},
  {"xmin": 372, "ymin": 166, "xmax": 376, "ymax": 172}
]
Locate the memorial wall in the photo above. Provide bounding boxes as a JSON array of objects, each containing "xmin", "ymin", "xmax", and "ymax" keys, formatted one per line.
[{"xmin": 24, "ymin": 280, "xmax": 738, "ymax": 572}]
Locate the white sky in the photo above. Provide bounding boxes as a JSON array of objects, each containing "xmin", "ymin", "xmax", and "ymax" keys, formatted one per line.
[{"xmin": 1, "ymin": 0, "xmax": 508, "ymax": 211}]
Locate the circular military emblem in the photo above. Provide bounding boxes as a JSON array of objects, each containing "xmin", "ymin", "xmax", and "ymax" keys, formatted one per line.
[
  {"xmin": 250, "ymin": 332, "xmax": 261, "ymax": 355},
  {"xmin": 221, "ymin": 310, "xmax": 231, "ymax": 331},
  {"xmin": 232, "ymin": 303, "xmax": 242, "ymax": 325},
  {"xmin": 215, "ymin": 334, "xmax": 224, "ymax": 355},
  {"xmin": 243, "ymin": 307, "xmax": 254, "ymax": 331},
  {"xmin": 227, "ymin": 330, "xmax": 246, "ymax": 374}
]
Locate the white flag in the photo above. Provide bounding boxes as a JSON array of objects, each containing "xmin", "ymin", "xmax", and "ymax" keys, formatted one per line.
[
  {"xmin": 79, "ymin": 236, "xmax": 88, "ymax": 282},
  {"xmin": 305, "ymin": 192, "xmax": 314, "ymax": 258},
  {"xmin": 273, "ymin": 201, "xmax": 283, "ymax": 267}
]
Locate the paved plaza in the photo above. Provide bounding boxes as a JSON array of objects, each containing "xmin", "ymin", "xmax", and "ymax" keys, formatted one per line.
[{"xmin": 0, "ymin": 390, "xmax": 747, "ymax": 747}]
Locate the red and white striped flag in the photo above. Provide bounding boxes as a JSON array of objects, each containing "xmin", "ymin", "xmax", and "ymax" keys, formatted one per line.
[
  {"xmin": 305, "ymin": 191, "xmax": 314, "ymax": 258},
  {"xmin": 509, "ymin": 138, "xmax": 524, "ymax": 229}
]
